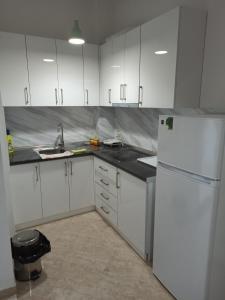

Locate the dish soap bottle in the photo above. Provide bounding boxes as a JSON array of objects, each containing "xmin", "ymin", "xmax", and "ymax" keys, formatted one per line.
[{"xmin": 6, "ymin": 129, "xmax": 15, "ymax": 158}]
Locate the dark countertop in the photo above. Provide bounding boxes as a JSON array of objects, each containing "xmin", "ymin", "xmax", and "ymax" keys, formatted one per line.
[{"xmin": 9, "ymin": 142, "xmax": 156, "ymax": 181}]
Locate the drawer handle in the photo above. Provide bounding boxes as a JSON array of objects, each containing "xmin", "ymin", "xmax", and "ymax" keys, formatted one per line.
[
  {"xmin": 116, "ymin": 171, "xmax": 120, "ymax": 189},
  {"xmin": 100, "ymin": 192, "xmax": 109, "ymax": 201},
  {"xmin": 99, "ymin": 166, "xmax": 108, "ymax": 172},
  {"xmin": 100, "ymin": 179, "xmax": 109, "ymax": 186},
  {"xmin": 100, "ymin": 206, "xmax": 110, "ymax": 215}
]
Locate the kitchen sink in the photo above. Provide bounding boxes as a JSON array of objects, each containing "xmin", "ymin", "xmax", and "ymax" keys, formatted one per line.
[
  {"xmin": 38, "ymin": 148, "xmax": 66, "ymax": 155},
  {"xmin": 34, "ymin": 147, "xmax": 73, "ymax": 159}
]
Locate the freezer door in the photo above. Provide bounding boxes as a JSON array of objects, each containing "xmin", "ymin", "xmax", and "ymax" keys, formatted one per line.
[
  {"xmin": 153, "ymin": 165, "xmax": 219, "ymax": 300},
  {"xmin": 158, "ymin": 115, "xmax": 225, "ymax": 179}
]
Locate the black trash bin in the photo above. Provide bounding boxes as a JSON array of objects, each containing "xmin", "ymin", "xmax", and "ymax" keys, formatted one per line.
[{"xmin": 11, "ymin": 229, "xmax": 51, "ymax": 281}]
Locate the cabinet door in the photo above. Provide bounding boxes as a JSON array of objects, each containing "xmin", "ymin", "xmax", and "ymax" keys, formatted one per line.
[
  {"xmin": 69, "ymin": 157, "xmax": 94, "ymax": 210},
  {"xmin": 140, "ymin": 8, "xmax": 179, "ymax": 108},
  {"xmin": 118, "ymin": 170, "xmax": 146, "ymax": 255},
  {"xmin": 10, "ymin": 163, "xmax": 42, "ymax": 225},
  {"xmin": 83, "ymin": 44, "xmax": 99, "ymax": 106},
  {"xmin": 100, "ymin": 40, "xmax": 113, "ymax": 106},
  {"xmin": 111, "ymin": 34, "xmax": 125, "ymax": 104},
  {"xmin": 124, "ymin": 27, "xmax": 140, "ymax": 104},
  {"xmin": 0, "ymin": 32, "xmax": 30, "ymax": 106},
  {"xmin": 40, "ymin": 159, "xmax": 70, "ymax": 217},
  {"xmin": 26, "ymin": 35, "xmax": 58, "ymax": 106},
  {"xmin": 56, "ymin": 40, "xmax": 84, "ymax": 106}
]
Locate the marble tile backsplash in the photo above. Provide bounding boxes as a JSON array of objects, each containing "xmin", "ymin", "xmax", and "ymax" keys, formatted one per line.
[{"xmin": 4, "ymin": 106, "xmax": 216, "ymax": 151}]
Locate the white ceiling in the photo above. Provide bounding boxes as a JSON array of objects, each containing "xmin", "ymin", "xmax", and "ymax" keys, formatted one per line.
[{"xmin": 0, "ymin": 0, "xmax": 207, "ymax": 44}]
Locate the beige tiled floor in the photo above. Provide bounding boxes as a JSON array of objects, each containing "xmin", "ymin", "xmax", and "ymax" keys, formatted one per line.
[{"xmin": 7, "ymin": 212, "xmax": 174, "ymax": 300}]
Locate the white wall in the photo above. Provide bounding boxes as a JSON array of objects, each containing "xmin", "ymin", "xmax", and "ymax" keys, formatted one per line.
[{"xmin": 0, "ymin": 104, "xmax": 15, "ymax": 292}]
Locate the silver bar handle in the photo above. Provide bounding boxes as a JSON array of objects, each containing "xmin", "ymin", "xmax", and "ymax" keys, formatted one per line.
[
  {"xmin": 100, "ymin": 193, "xmax": 109, "ymax": 201},
  {"xmin": 123, "ymin": 84, "xmax": 127, "ymax": 101},
  {"xmin": 55, "ymin": 88, "xmax": 58, "ymax": 105},
  {"xmin": 100, "ymin": 179, "xmax": 109, "ymax": 186},
  {"xmin": 64, "ymin": 161, "xmax": 68, "ymax": 177},
  {"xmin": 120, "ymin": 84, "xmax": 123, "ymax": 100},
  {"xmin": 99, "ymin": 166, "xmax": 108, "ymax": 172},
  {"xmin": 116, "ymin": 171, "xmax": 120, "ymax": 189},
  {"xmin": 100, "ymin": 206, "xmax": 110, "ymax": 215},
  {"xmin": 60, "ymin": 88, "xmax": 63, "ymax": 105},
  {"xmin": 35, "ymin": 166, "xmax": 39, "ymax": 182},
  {"xmin": 108, "ymin": 89, "xmax": 111, "ymax": 104},
  {"xmin": 139, "ymin": 86, "xmax": 143, "ymax": 105},
  {"xmin": 85, "ymin": 89, "xmax": 89, "ymax": 105},
  {"xmin": 70, "ymin": 161, "xmax": 73, "ymax": 176},
  {"xmin": 24, "ymin": 87, "xmax": 29, "ymax": 105}
]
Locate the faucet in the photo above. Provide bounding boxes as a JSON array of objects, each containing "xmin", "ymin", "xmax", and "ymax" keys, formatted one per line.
[{"xmin": 55, "ymin": 123, "xmax": 65, "ymax": 150}]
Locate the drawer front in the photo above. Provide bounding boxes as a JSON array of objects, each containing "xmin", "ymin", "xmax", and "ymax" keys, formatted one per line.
[
  {"xmin": 94, "ymin": 157, "xmax": 117, "ymax": 183},
  {"xmin": 95, "ymin": 173, "xmax": 118, "ymax": 197},
  {"xmin": 96, "ymin": 197, "xmax": 117, "ymax": 226},
  {"xmin": 95, "ymin": 183, "xmax": 117, "ymax": 211}
]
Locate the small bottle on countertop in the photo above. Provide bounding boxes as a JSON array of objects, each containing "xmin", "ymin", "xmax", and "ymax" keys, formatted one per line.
[{"xmin": 6, "ymin": 129, "xmax": 15, "ymax": 158}]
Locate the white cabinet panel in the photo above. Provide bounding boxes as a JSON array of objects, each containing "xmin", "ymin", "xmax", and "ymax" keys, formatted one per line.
[
  {"xmin": 100, "ymin": 40, "xmax": 113, "ymax": 106},
  {"xmin": 118, "ymin": 170, "xmax": 146, "ymax": 255},
  {"xmin": 26, "ymin": 36, "xmax": 58, "ymax": 106},
  {"xmin": 83, "ymin": 44, "xmax": 99, "ymax": 106},
  {"xmin": 0, "ymin": 32, "xmax": 30, "ymax": 106},
  {"xmin": 140, "ymin": 8, "xmax": 178, "ymax": 108},
  {"xmin": 40, "ymin": 159, "xmax": 70, "ymax": 217},
  {"xmin": 10, "ymin": 163, "xmax": 42, "ymax": 225},
  {"xmin": 69, "ymin": 156, "xmax": 94, "ymax": 210},
  {"xmin": 56, "ymin": 40, "xmax": 84, "ymax": 106},
  {"xmin": 124, "ymin": 27, "xmax": 140, "ymax": 104}
]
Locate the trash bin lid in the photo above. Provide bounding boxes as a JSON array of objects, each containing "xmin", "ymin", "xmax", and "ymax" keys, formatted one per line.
[{"xmin": 12, "ymin": 230, "xmax": 40, "ymax": 247}]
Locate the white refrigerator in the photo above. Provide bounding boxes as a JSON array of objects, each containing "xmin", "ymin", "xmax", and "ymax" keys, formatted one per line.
[{"xmin": 153, "ymin": 115, "xmax": 225, "ymax": 300}]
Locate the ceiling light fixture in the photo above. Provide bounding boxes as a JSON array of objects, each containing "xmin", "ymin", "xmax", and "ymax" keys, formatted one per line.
[
  {"xmin": 43, "ymin": 58, "xmax": 55, "ymax": 62},
  {"xmin": 154, "ymin": 50, "xmax": 168, "ymax": 55},
  {"xmin": 68, "ymin": 20, "xmax": 85, "ymax": 45}
]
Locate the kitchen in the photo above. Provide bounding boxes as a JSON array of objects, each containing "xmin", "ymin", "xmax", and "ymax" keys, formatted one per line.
[{"xmin": 0, "ymin": 0, "xmax": 225, "ymax": 300}]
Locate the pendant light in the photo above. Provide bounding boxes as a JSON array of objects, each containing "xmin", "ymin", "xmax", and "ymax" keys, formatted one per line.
[{"xmin": 68, "ymin": 20, "xmax": 85, "ymax": 45}]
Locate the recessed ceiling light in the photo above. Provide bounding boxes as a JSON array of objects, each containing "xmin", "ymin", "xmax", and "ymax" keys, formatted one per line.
[
  {"xmin": 43, "ymin": 58, "xmax": 55, "ymax": 62},
  {"xmin": 154, "ymin": 50, "xmax": 168, "ymax": 55}
]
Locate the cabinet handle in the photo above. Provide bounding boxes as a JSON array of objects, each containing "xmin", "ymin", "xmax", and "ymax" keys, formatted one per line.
[
  {"xmin": 85, "ymin": 89, "xmax": 89, "ymax": 105},
  {"xmin": 70, "ymin": 161, "xmax": 73, "ymax": 176},
  {"xmin": 24, "ymin": 87, "xmax": 29, "ymax": 105},
  {"xmin": 100, "ymin": 192, "xmax": 109, "ymax": 201},
  {"xmin": 123, "ymin": 84, "xmax": 127, "ymax": 101},
  {"xmin": 116, "ymin": 171, "xmax": 120, "ymax": 189},
  {"xmin": 139, "ymin": 86, "xmax": 143, "ymax": 106},
  {"xmin": 108, "ymin": 89, "xmax": 111, "ymax": 104},
  {"xmin": 64, "ymin": 161, "xmax": 68, "ymax": 176},
  {"xmin": 120, "ymin": 84, "xmax": 123, "ymax": 100},
  {"xmin": 99, "ymin": 166, "xmax": 108, "ymax": 172},
  {"xmin": 100, "ymin": 206, "xmax": 110, "ymax": 215},
  {"xmin": 60, "ymin": 88, "xmax": 64, "ymax": 105},
  {"xmin": 55, "ymin": 88, "xmax": 58, "ymax": 105},
  {"xmin": 35, "ymin": 166, "xmax": 39, "ymax": 182},
  {"xmin": 100, "ymin": 179, "xmax": 109, "ymax": 186}
]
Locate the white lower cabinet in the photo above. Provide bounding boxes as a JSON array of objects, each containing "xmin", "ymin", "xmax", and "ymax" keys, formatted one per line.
[
  {"xmin": 40, "ymin": 159, "xmax": 70, "ymax": 217},
  {"xmin": 10, "ymin": 163, "xmax": 42, "ymax": 225},
  {"xmin": 68, "ymin": 156, "xmax": 94, "ymax": 210},
  {"xmin": 118, "ymin": 170, "xmax": 146, "ymax": 256}
]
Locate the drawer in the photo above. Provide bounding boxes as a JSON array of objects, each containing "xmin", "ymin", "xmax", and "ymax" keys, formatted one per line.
[
  {"xmin": 95, "ymin": 183, "xmax": 117, "ymax": 211},
  {"xmin": 95, "ymin": 173, "xmax": 118, "ymax": 197},
  {"xmin": 94, "ymin": 157, "xmax": 117, "ymax": 183},
  {"xmin": 96, "ymin": 197, "xmax": 117, "ymax": 226}
]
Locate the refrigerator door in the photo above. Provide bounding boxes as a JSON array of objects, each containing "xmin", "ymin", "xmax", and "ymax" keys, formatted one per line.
[
  {"xmin": 153, "ymin": 165, "xmax": 219, "ymax": 300},
  {"xmin": 158, "ymin": 115, "xmax": 225, "ymax": 179}
]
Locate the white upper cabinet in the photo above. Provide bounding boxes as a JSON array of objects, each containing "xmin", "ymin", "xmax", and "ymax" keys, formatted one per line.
[
  {"xmin": 0, "ymin": 32, "xmax": 30, "ymax": 106},
  {"xmin": 83, "ymin": 44, "xmax": 99, "ymax": 106},
  {"xmin": 140, "ymin": 7, "xmax": 206, "ymax": 108},
  {"xmin": 26, "ymin": 35, "xmax": 58, "ymax": 106},
  {"xmin": 100, "ymin": 40, "xmax": 113, "ymax": 106},
  {"xmin": 56, "ymin": 40, "xmax": 84, "ymax": 106}
]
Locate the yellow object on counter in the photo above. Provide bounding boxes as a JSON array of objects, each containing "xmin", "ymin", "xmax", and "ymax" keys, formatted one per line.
[
  {"xmin": 71, "ymin": 148, "xmax": 88, "ymax": 155},
  {"xmin": 6, "ymin": 132, "xmax": 15, "ymax": 157},
  {"xmin": 89, "ymin": 137, "xmax": 100, "ymax": 146}
]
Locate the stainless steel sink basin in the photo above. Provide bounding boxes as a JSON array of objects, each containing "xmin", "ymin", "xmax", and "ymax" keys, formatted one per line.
[
  {"xmin": 38, "ymin": 148, "xmax": 66, "ymax": 155},
  {"xmin": 34, "ymin": 147, "xmax": 73, "ymax": 159}
]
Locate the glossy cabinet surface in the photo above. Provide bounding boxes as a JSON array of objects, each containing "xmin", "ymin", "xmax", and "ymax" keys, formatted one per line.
[
  {"xmin": 26, "ymin": 35, "xmax": 58, "ymax": 106},
  {"xmin": 56, "ymin": 40, "xmax": 84, "ymax": 106},
  {"xmin": 83, "ymin": 44, "xmax": 99, "ymax": 106},
  {"xmin": 10, "ymin": 163, "xmax": 42, "ymax": 224},
  {"xmin": 69, "ymin": 156, "xmax": 94, "ymax": 210},
  {"xmin": 40, "ymin": 159, "xmax": 70, "ymax": 217},
  {"xmin": 0, "ymin": 32, "xmax": 30, "ymax": 106}
]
